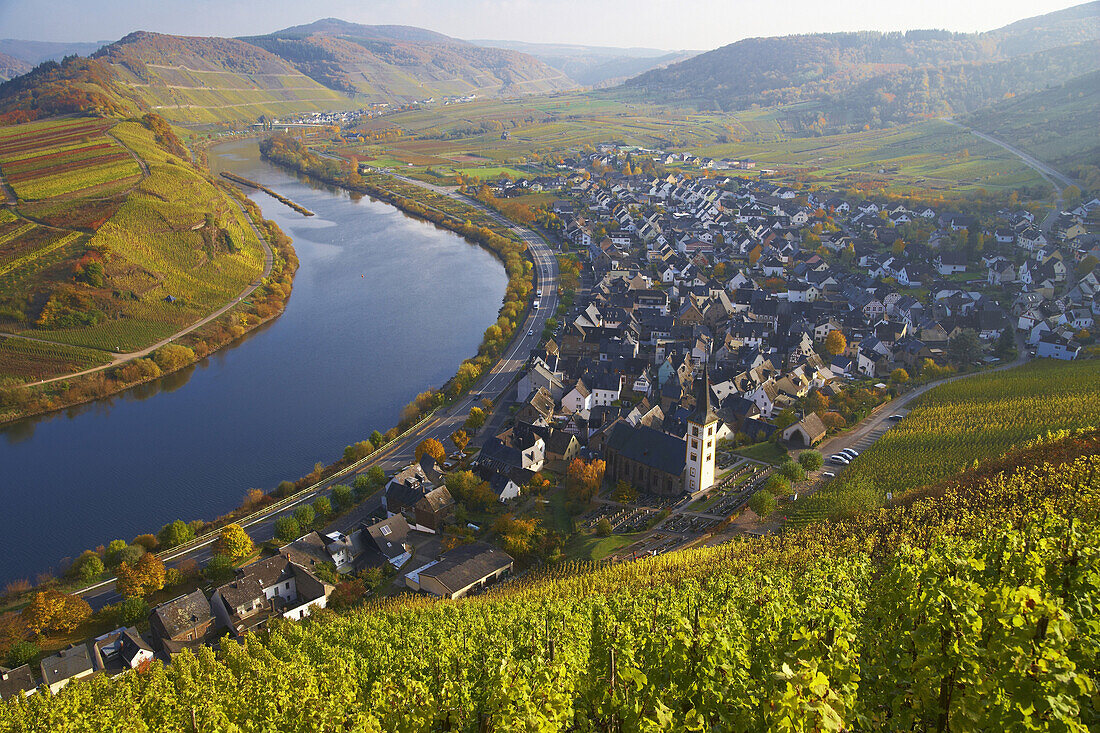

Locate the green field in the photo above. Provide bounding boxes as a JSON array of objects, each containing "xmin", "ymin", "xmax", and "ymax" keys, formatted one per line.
[{"xmin": 789, "ymin": 359, "xmax": 1100, "ymax": 525}]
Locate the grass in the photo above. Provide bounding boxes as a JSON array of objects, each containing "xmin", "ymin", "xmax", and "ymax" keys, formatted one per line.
[
  {"xmin": 563, "ymin": 529, "xmax": 640, "ymax": 562},
  {"xmin": 734, "ymin": 441, "xmax": 790, "ymax": 465}
]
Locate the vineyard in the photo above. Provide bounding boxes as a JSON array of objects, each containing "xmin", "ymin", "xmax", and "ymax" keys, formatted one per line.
[
  {"xmin": 2, "ymin": 433, "xmax": 1098, "ymax": 731},
  {"xmin": 788, "ymin": 359, "xmax": 1100, "ymax": 525},
  {"xmin": 0, "ymin": 117, "xmax": 142, "ymax": 201},
  {"xmin": 0, "ymin": 335, "xmax": 110, "ymax": 382}
]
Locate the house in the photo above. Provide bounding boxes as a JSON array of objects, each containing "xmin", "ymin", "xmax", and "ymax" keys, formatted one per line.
[
  {"xmin": 1036, "ymin": 331, "xmax": 1080, "ymax": 360},
  {"xmin": 149, "ymin": 589, "xmax": 215, "ymax": 655},
  {"xmin": 781, "ymin": 414, "xmax": 827, "ymax": 447},
  {"xmin": 936, "ymin": 252, "xmax": 967, "ymax": 276},
  {"xmin": 210, "ymin": 554, "xmax": 335, "ymax": 636},
  {"xmin": 383, "ymin": 456, "xmax": 455, "ymax": 533},
  {"xmin": 0, "ymin": 665, "xmax": 35, "ymax": 700},
  {"xmin": 477, "ymin": 431, "xmax": 546, "ymax": 474},
  {"xmin": 91, "ymin": 627, "xmax": 155, "ymax": 674},
  {"xmin": 361, "ymin": 515, "xmax": 413, "ymax": 569},
  {"xmin": 40, "ymin": 644, "xmax": 94, "ymax": 694},
  {"xmin": 404, "ymin": 542, "xmax": 514, "ymax": 599}
]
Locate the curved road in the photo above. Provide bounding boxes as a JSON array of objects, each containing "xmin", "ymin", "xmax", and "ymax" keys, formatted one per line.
[{"xmin": 78, "ymin": 173, "xmax": 559, "ymax": 609}]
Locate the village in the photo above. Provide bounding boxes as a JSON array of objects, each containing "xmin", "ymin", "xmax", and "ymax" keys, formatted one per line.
[{"xmin": 4, "ymin": 143, "xmax": 1099, "ymax": 701}]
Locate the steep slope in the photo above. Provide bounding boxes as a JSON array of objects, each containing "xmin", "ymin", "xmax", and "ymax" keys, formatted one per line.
[
  {"xmin": 620, "ymin": 1, "xmax": 1100, "ymax": 125},
  {"xmin": 243, "ymin": 19, "xmax": 576, "ymax": 102},
  {"xmin": 472, "ymin": 39, "xmax": 696, "ymax": 87},
  {"xmin": 91, "ymin": 31, "xmax": 356, "ymax": 124}
]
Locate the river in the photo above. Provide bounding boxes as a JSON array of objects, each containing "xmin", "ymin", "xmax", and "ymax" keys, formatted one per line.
[{"xmin": 0, "ymin": 140, "xmax": 507, "ymax": 585}]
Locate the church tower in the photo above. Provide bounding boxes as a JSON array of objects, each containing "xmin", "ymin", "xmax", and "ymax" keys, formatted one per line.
[{"xmin": 684, "ymin": 366, "xmax": 719, "ymax": 494}]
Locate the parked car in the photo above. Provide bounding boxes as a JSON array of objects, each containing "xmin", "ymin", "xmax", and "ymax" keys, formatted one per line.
[
  {"xmin": 829, "ymin": 454, "xmax": 850, "ymax": 465},
  {"xmin": 888, "ymin": 414, "xmax": 905, "ymax": 421},
  {"xmin": 840, "ymin": 448, "xmax": 859, "ymax": 459}
]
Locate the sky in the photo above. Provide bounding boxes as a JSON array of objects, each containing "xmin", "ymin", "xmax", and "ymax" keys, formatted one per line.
[{"xmin": 0, "ymin": 0, "xmax": 1087, "ymax": 50}]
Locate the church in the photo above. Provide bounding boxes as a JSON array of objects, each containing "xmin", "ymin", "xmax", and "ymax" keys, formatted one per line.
[{"xmin": 603, "ymin": 370, "xmax": 720, "ymax": 496}]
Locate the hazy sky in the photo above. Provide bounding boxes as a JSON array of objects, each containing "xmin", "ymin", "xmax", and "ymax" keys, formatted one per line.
[{"xmin": 0, "ymin": 0, "xmax": 1086, "ymax": 49}]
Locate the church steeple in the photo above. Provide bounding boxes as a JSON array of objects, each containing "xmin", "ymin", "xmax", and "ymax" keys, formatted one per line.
[
  {"xmin": 685, "ymin": 364, "xmax": 718, "ymax": 494},
  {"xmin": 692, "ymin": 364, "xmax": 718, "ymax": 426}
]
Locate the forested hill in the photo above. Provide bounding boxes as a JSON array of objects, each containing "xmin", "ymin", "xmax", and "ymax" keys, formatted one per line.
[
  {"xmin": 619, "ymin": 1, "xmax": 1100, "ymax": 127},
  {"xmin": 242, "ymin": 19, "xmax": 576, "ymax": 100}
]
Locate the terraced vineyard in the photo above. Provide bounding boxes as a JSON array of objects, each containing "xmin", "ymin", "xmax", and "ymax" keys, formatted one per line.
[
  {"xmin": 788, "ymin": 358, "xmax": 1100, "ymax": 525},
  {"xmin": 0, "ymin": 117, "xmax": 143, "ymax": 200},
  {"xmin": 0, "ymin": 335, "xmax": 110, "ymax": 382},
  {"xmin": 2, "ymin": 436, "xmax": 1097, "ymax": 730}
]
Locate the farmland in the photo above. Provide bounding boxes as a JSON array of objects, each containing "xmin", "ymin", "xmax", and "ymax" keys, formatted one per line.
[
  {"xmin": 0, "ymin": 115, "xmax": 267, "ymax": 380},
  {"xmin": 330, "ymin": 93, "xmax": 1049, "ymax": 198},
  {"xmin": 0, "ymin": 117, "xmax": 143, "ymax": 200},
  {"xmin": 789, "ymin": 359, "xmax": 1100, "ymax": 524},
  {"xmin": 0, "ymin": 335, "xmax": 110, "ymax": 382}
]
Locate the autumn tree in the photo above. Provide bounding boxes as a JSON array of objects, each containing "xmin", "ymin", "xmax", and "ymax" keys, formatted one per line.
[
  {"xmin": 891, "ymin": 368, "xmax": 910, "ymax": 384},
  {"xmin": 22, "ymin": 590, "xmax": 91, "ymax": 635},
  {"xmin": 465, "ymin": 407, "xmax": 487, "ymax": 430},
  {"xmin": 115, "ymin": 553, "xmax": 166, "ymax": 600},
  {"xmin": 825, "ymin": 330, "xmax": 847, "ymax": 356},
  {"xmin": 213, "ymin": 524, "xmax": 254, "ymax": 561},
  {"xmin": 451, "ymin": 429, "xmax": 469, "ymax": 452},
  {"xmin": 68, "ymin": 550, "xmax": 105, "ymax": 583},
  {"xmin": 565, "ymin": 458, "xmax": 606, "ymax": 502},
  {"xmin": 157, "ymin": 519, "xmax": 195, "ymax": 549},
  {"xmin": 415, "ymin": 438, "xmax": 446, "ymax": 464},
  {"xmin": 493, "ymin": 515, "xmax": 539, "ymax": 557}
]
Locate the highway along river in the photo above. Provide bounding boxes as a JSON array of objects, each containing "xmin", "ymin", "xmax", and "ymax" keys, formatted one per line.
[{"xmin": 0, "ymin": 139, "xmax": 507, "ymax": 585}]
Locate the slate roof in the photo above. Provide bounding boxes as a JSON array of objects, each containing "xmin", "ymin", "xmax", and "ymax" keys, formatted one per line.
[
  {"xmin": 364, "ymin": 514, "xmax": 411, "ymax": 561},
  {"xmin": 150, "ymin": 589, "xmax": 213, "ymax": 640},
  {"xmin": 605, "ymin": 422, "xmax": 686, "ymax": 477},
  {"xmin": 0, "ymin": 665, "xmax": 35, "ymax": 700},
  {"xmin": 417, "ymin": 542, "xmax": 513, "ymax": 595},
  {"xmin": 40, "ymin": 644, "xmax": 92, "ymax": 687}
]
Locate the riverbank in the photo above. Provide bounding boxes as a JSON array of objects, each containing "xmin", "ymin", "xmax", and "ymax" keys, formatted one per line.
[{"xmin": 0, "ymin": 186, "xmax": 297, "ymax": 426}]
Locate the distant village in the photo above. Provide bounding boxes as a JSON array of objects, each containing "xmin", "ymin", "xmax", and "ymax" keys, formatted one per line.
[{"xmin": 4, "ymin": 142, "xmax": 1098, "ymax": 702}]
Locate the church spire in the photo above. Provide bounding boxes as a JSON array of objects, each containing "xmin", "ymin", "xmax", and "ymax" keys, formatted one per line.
[{"xmin": 692, "ymin": 364, "xmax": 718, "ymax": 425}]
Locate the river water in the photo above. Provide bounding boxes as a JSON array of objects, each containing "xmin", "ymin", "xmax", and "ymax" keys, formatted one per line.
[{"xmin": 0, "ymin": 140, "xmax": 506, "ymax": 585}]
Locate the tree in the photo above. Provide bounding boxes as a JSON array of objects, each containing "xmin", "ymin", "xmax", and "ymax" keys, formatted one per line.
[
  {"xmin": 565, "ymin": 458, "xmax": 605, "ymax": 502},
  {"xmin": 948, "ymin": 328, "xmax": 981, "ymax": 366},
  {"xmin": 612, "ymin": 480, "xmax": 637, "ymax": 503},
  {"xmin": 355, "ymin": 466, "xmax": 386, "ymax": 498},
  {"xmin": 213, "ymin": 524, "xmax": 253, "ymax": 561},
  {"xmin": 157, "ymin": 519, "xmax": 195, "ymax": 549},
  {"xmin": 595, "ymin": 517, "xmax": 613, "ymax": 537},
  {"xmin": 203, "ymin": 554, "xmax": 236, "ymax": 585},
  {"xmin": 5, "ymin": 640, "xmax": 39, "ymax": 667},
  {"xmin": 798, "ymin": 450, "xmax": 824, "ymax": 471},
  {"xmin": 107, "ymin": 597, "xmax": 150, "ymax": 626},
  {"xmin": 773, "ymin": 408, "xmax": 798, "ymax": 431},
  {"xmin": 825, "ymin": 330, "xmax": 847, "ymax": 356},
  {"xmin": 116, "ymin": 553, "xmax": 166, "ymax": 599},
  {"xmin": 765, "ymin": 474, "xmax": 792, "ymax": 498},
  {"xmin": 465, "ymin": 407, "xmax": 486, "ymax": 430},
  {"xmin": 890, "ymin": 368, "xmax": 910, "ymax": 384},
  {"xmin": 415, "ymin": 438, "xmax": 446, "ymax": 464},
  {"xmin": 293, "ymin": 505, "xmax": 316, "ymax": 528},
  {"xmin": 312, "ymin": 496, "xmax": 332, "ymax": 519},
  {"xmin": 451, "ymin": 429, "xmax": 469, "ymax": 452},
  {"xmin": 22, "ymin": 590, "xmax": 91, "ymax": 635},
  {"xmin": 778, "ymin": 461, "xmax": 806, "ymax": 482},
  {"xmin": 748, "ymin": 490, "xmax": 776, "ymax": 518},
  {"xmin": 993, "ymin": 328, "xmax": 1018, "ymax": 360},
  {"xmin": 445, "ymin": 471, "xmax": 481, "ymax": 502},
  {"xmin": 332, "ymin": 484, "xmax": 353, "ymax": 511},
  {"xmin": 369, "ymin": 430, "xmax": 386, "ymax": 447},
  {"xmin": 493, "ymin": 515, "xmax": 540, "ymax": 557},
  {"xmin": 69, "ymin": 550, "xmax": 104, "ymax": 583},
  {"xmin": 274, "ymin": 516, "xmax": 301, "ymax": 543}
]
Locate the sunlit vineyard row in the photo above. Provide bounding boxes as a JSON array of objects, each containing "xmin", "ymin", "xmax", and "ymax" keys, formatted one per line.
[
  {"xmin": 0, "ymin": 335, "xmax": 111, "ymax": 382},
  {"xmin": 3, "ymin": 436, "xmax": 1097, "ymax": 731},
  {"xmin": 789, "ymin": 359, "xmax": 1100, "ymax": 525}
]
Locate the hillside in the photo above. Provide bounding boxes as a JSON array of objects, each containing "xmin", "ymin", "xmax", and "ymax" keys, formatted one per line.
[
  {"xmin": 90, "ymin": 31, "xmax": 357, "ymax": 125},
  {"xmin": 243, "ymin": 19, "xmax": 577, "ymax": 102},
  {"xmin": 0, "ymin": 52, "xmax": 29, "ymax": 82},
  {"xmin": 472, "ymin": 39, "xmax": 696, "ymax": 87},
  {"xmin": 619, "ymin": 1, "xmax": 1100, "ymax": 127},
  {"xmin": 1, "ymin": 429, "xmax": 1097, "ymax": 729},
  {"xmin": 0, "ymin": 39, "xmax": 105, "ymax": 67},
  {"xmin": 964, "ymin": 69, "xmax": 1100, "ymax": 189}
]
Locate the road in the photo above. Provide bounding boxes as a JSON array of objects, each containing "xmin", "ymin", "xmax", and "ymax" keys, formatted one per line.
[
  {"xmin": 77, "ymin": 173, "xmax": 560, "ymax": 609},
  {"xmin": 941, "ymin": 119, "xmax": 1075, "ymax": 234}
]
